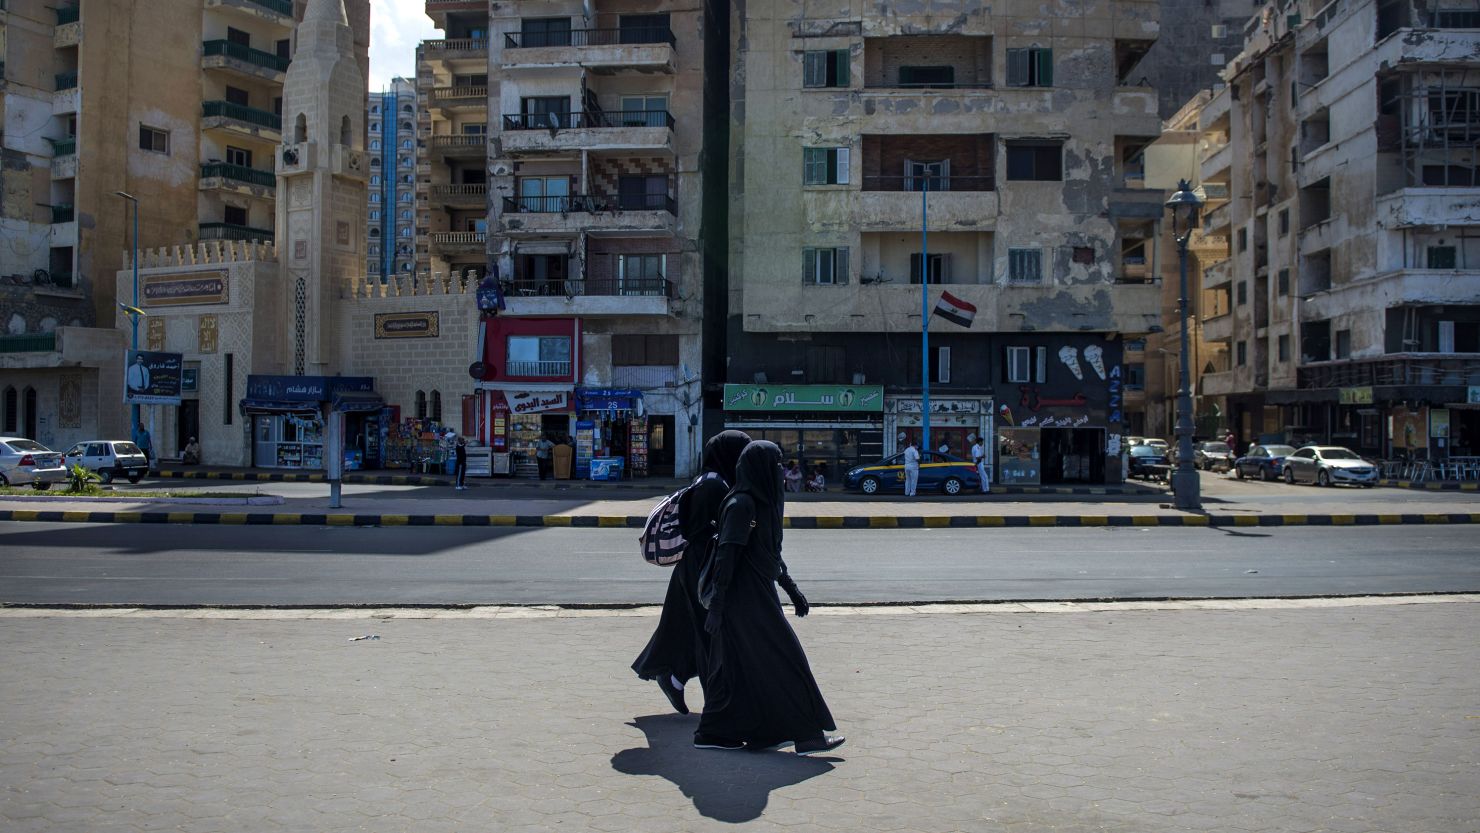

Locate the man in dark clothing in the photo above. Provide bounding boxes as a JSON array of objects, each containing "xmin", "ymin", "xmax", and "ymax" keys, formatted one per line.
[
  {"xmin": 632, "ymin": 430, "xmax": 751, "ymax": 715},
  {"xmin": 453, "ymin": 436, "xmax": 468, "ymax": 490}
]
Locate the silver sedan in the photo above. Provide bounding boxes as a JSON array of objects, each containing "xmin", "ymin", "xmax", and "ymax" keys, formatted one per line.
[
  {"xmin": 0, "ymin": 437, "xmax": 69, "ymax": 489},
  {"xmin": 1282, "ymin": 446, "xmax": 1379, "ymax": 487}
]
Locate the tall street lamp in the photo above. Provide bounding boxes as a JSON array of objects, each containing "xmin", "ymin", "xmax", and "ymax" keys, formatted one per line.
[
  {"xmin": 115, "ymin": 191, "xmax": 140, "ymax": 435},
  {"xmin": 1165, "ymin": 180, "xmax": 1204, "ymax": 511}
]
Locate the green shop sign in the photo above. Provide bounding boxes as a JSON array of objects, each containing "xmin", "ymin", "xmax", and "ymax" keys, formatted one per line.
[{"xmin": 723, "ymin": 384, "xmax": 884, "ymax": 412}]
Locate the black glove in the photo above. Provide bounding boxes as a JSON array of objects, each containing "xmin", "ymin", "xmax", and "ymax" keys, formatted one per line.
[
  {"xmin": 704, "ymin": 607, "xmax": 724, "ymax": 634},
  {"xmin": 779, "ymin": 576, "xmax": 809, "ymax": 617}
]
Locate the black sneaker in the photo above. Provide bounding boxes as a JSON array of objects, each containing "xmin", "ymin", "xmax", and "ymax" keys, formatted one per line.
[
  {"xmin": 794, "ymin": 735, "xmax": 846, "ymax": 756},
  {"xmin": 693, "ymin": 733, "xmax": 745, "ymax": 751},
  {"xmin": 658, "ymin": 676, "xmax": 688, "ymax": 715}
]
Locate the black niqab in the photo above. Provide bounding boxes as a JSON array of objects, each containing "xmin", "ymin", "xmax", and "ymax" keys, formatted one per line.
[
  {"xmin": 723, "ymin": 440, "xmax": 784, "ymax": 558},
  {"xmin": 702, "ymin": 430, "xmax": 751, "ymax": 484}
]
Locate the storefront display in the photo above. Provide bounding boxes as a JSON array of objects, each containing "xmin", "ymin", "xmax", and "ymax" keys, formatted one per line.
[
  {"xmin": 240, "ymin": 375, "xmax": 381, "ymax": 470},
  {"xmin": 575, "ymin": 388, "xmax": 646, "ymax": 479},
  {"xmin": 628, "ymin": 417, "xmax": 650, "ymax": 477},
  {"xmin": 477, "ymin": 385, "xmax": 575, "ymax": 477},
  {"xmin": 575, "ymin": 420, "xmax": 595, "ymax": 479},
  {"xmin": 997, "ymin": 428, "xmax": 1042, "ymax": 485},
  {"xmin": 886, "ymin": 397, "xmax": 993, "ymax": 462},
  {"xmin": 723, "ymin": 384, "xmax": 886, "ymax": 478}
]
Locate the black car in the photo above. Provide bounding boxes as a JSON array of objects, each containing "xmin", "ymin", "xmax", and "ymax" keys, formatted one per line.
[
  {"xmin": 1232, "ymin": 444, "xmax": 1298, "ymax": 481},
  {"xmin": 1128, "ymin": 445, "xmax": 1169, "ymax": 480}
]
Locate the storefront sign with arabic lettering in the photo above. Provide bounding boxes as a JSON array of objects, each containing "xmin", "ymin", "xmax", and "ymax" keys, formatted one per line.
[{"xmin": 723, "ymin": 384, "xmax": 883, "ymax": 412}]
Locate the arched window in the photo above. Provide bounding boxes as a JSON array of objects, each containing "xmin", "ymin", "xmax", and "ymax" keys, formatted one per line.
[
  {"xmin": 400, "ymin": 192, "xmax": 411, "ymax": 202},
  {"xmin": 402, "ymin": 104, "xmax": 413, "ymax": 114},
  {"xmin": 370, "ymin": 193, "xmax": 380, "ymax": 203},
  {"xmin": 431, "ymin": 390, "xmax": 442, "ymax": 421},
  {"xmin": 1, "ymin": 387, "xmax": 16, "ymax": 433},
  {"xmin": 401, "ymin": 121, "xmax": 412, "ymax": 131},
  {"xmin": 371, "ymin": 175, "xmax": 380, "ymax": 185},
  {"xmin": 371, "ymin": 157, "xmax": 381, "ymax": 167},
  {"xmin": 370, "ymin": 139, "xmax": 380, "ymax": 150},
  {"xmin": 369, "ymin": 209, "xmax": 380, "ymax": 220},
  {"xmin": 370, "ymin": 228, "xmax": 380, "ymax": 237},
  {"xmin": 402, "ymin": 139, "xmax": 413, "ymax": 149},
  {"xmin": 400, "ymin": 227, "xmax": 412, "ymax": 237},
  {"xmin": 22, "ymin": 387, "xmax": 36, "ymax": 440},
  {"xmin": 415, "ymin": 390, "xmax": 427, "ymax": 419},
  {"xmin": 371, "ymin": 104, "xmax": 380, "ymax": 115},
  {"xmin": 340, "ymin": 115, "xmax": 352, "ymax": 146},
  {"xmin": 294, "ymin": 113, "xmax": 307, "ymax": 143},
  {"xmin": 370, "ymin": 122, "xmax": 379, "ymax": 132},
  {"xmin": 401, "ymin": 210, "xmax": 412, "ymax": 220}
]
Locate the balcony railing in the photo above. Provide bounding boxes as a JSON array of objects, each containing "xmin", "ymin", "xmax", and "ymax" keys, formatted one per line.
[
  {"xmin": 863, "ymin": 80, "xmax": 993, "ymax": 90},
  {"xmin": 502, "ymin": 193, "xmax": 676, "ymax": 214},
  {"xmin": 431, "ymin": 86, "xmax": 488, "ymax": 102},
  {"xmin": 201, "ymin": 163, "xmax": 276, "ymax": 188},
  {"xmin": 199, "ymin": 222, "xmax": 274, "ymax": 241},
  {"xmin": 422, "ymin": 38, "xmax": 488, "ymax": 54},
  {"xmin": 202, "ymin": 100, "xmax": 282, "ymax": 130},
  {"xmin": 239, "ymin": 0, "xmax": 293, "ymax": 15},
  {"xmin": 503, "ymin": 277, "xmax": 671, "ymax": 298},
  {"xmin": 430, "ymin": 183, "xmax": 488, "ymax": 200},
  {"xmin": 504, "ymin": 27, "xmax": 676, "ymax": 48},
  {"xmin": 1297, "ymin": 355, "xmax": 1480, "ymax": 389},
  {"xmin": 861, "ymin": 175, "xmax": 996, "ymax": 192},
  {"xmin": 0, "ymin": 334, "xmax": 59, "ymax": 353},
  {"xmin": 55, "ymin": 6, "xmax": 79, "ymax": 24},
  {"xmin": 431, "ymin": 134, "xmax": 488, "ymax": 150},
  {"xmin": 55, "ymin": 71, "xmax": 78, "ymax": 90},
  {"xmin": 203, "ymin": 39, "xmax": 291, "ymax": 72},
  {"xmin": 51, "ymin": 204, "xmax": 74, "ymax": 224},
  {"xmin": 502, "ymin": 110, "xmax": 674, "ymax": 130},
  {"xmin": 506, "ymin": 360, "xmax": 573, "ymax": 377},
  {"xmin": 429, "ymin": 231, "xmax": 486, "ymax": 245},
  {"xmin": 48, "ymin": 137, "xmax": 76, "ymax": 157}
]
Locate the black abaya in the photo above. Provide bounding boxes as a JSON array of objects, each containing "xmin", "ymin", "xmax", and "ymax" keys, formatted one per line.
[
  {"xmin": 698, "ymin": 441, "xmax": 836, "ymax": 746},
  {"xmin": 632, "ymin": 431, "xmax": 751, "ymax": 687}
]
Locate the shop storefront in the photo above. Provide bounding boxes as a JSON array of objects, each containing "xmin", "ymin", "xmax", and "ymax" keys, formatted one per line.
[
  {"xmin": 722, "ymin": 384, "xmax": 885, "ymax": 482},
  {"xmin": 574, "ymin": 387, "xmax": 657, "ymax": 479},
  {"xmin": 884, "ymin": 396, "xmax": 994, "ymax": 463},
  {"xmin": 239, "ymin": 375, "xmax": 381, "ymax": 470},
  {"xmin": 476, "ymin": 383, "xmax": 575, "ymax": 477}
]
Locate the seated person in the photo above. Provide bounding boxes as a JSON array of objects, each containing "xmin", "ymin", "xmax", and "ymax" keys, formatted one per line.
[
  {"xmin": 806, "ymin": 465, "xmax": 826, "ymax": 492},
  {"xmin": 784, "ymin": 460, "xmax": 803, "ymax": 492},
  {"xmin": 182, "ymin": 437, "xmax": 201, "ymax": 465}
]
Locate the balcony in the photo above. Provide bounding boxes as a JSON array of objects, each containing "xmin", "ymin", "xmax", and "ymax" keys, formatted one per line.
[
  {"xmin": 54, "ymin": 18, "xmax": 82, "ymax": 48},
  {"xmin": 200, "ymin": 162, "xmax": 276, "ymax": 196},
  {"xmin": 428, "ymin": 231, "xmax": 486, "ymax": 254},
  {"xmin": 1298, "ymin": 355, "xmax": 1480, "ymax": 389},
  {"xmin": 853, "ymin": 179, "xmax": 999, "ymax": 231},
  {"xmin": 202, "ymin": 39, "xmax": 290, "ymax": 82},
  {"xmin": 501, "ymin": 111, "xmax": 673, "ymax": 155},
  {"xmin": 1201, "ymin": 200, "xmax": 1231, "ymax": 233},
  {"xmin": 51, "ymin": 204, "xmax": 74, "ymax": 224},
  {"xmin": 430, "ymin": 134, "xmax": 488, "ymax": 159},
  {"xmin": 51, "ymin": 152, "xmax": 77, "ymax": 180},
  {"xmin": 429, "ymin": 183, "xmax": 488, "ymax": 208},
  {"xmin": 500, "ymin": 193, "xmax": 677, "ymax": 235},
  {"xmin": 1298, "ymin": 218, "xmax": 1335, "ymax": 257},
  {"xmin": 0, "ymin": 334, "xmax": 59, "ymax": 354},
  {"xmin": 202, "ymin": 100, "xmax": 282, "ymax": 141},
  {"xmin": 55, "ymin": 5, "xmax": 79, "ymax": 24},
  {"xmin": 1202, "ymin": 257, "xmax": 1233, "ymax": 288},
  {"xmin": 199, "ymin": 222, "xmax": 273, "ymax": 242},
  {"xmin": 425, "ymin": 0, "xmax": 487, "ymax": 28},
  {"xmin": 1375, "ymin": 186, "xmax": 1480, "ymax": 229},
  {"xmin": 1202, "ymin": 313, "xmax": 1233, "ymax": 343},
  {"xmin": 204, "ymin": 0, "xmax": 293, "ymax": 26},
  {"xmin": 422, "ymin": 38, "xmax": 488, "ymax": 62},
  {"xmin": 502, "ymin": 28, "xmax": 675, "ymax": 74},
  {"xmin": 48, "ymin": 136, "xmax": 76, "ymax": 158},
  {"xmin": 502, "ymin": 277, "xmax": 672, "ymax": 317},
  {"xmin": 506, "ymin": 360, "xmax": 573, "ymax": 377},
  {"xmin": 54, "ymin": 71, "xmax": 77, "ymax": 91},
  {"xmin": 429, "ymin": 86, "xmax": 488, "ymax": 112},
  {"xmin": 1201, "ymin": 142, "xmax": 1232, "ymax": 181}
]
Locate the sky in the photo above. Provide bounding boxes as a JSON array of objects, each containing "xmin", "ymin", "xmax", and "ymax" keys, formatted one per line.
[{"xmin": 367, "ymin": 0, "xmax": 439, "ymax": 91}]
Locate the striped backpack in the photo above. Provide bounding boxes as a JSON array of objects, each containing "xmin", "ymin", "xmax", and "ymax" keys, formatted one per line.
[{"xmin": 640, "ymin": 472, "xmax": 722, "ymax": 566}]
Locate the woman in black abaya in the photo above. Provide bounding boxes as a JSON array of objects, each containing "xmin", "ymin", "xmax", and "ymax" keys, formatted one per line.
[
  {"xmin": 632, "ymin": 430, "xmax": 752, "ymax": 714},
  {"xmin": 695, "ymin": 440, "xmax": 845, "ymax": 755}
]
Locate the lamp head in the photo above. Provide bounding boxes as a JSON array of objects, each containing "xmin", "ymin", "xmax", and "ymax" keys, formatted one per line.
[{"xmin": 1165, "ymin": 179, "xmax": 1203, "ymax": 239}]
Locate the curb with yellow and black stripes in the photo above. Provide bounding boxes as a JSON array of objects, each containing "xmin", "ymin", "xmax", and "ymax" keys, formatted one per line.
[
  {"xmin": 1379, "ymin": 479, "xmax": 1480, "ymax": 492},
  {"xmin": 2, "ymin": 509, "xmax": 1478, "ymax": 528}
]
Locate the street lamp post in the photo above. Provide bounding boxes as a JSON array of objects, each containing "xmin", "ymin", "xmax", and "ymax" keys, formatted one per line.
[
  {"xmin": 115, "ymin": 191, "xmax": 140, "ymax": 437},
  {"xmin": 1166, "ymin": 180, "xmax": 1204, "ymax": 511}
]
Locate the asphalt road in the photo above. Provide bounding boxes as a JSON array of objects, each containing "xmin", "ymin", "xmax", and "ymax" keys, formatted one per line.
[{"xmin": 2, "ymin": 522, "xmax": 1476, "ymax": 606}]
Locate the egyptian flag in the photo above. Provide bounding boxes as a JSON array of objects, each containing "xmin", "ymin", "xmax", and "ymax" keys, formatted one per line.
[{"xmin": 933, "ymin": 291, "xmax": 976, "ymax": 328}]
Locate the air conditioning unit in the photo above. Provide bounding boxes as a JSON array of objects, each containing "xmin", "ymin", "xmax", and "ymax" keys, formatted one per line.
[
  {"xmin": 1211, "ymin": 53, "xmax": 1226, "ymax": 65},
  {"xmin": 1211, "ymin": 24, "xmax": 1228, "ymax": 38}
]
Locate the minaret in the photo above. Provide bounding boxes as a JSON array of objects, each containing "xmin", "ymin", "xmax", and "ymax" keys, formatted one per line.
[{"xmin": 276, "ymin": 0, "xmax": 367, "ymax": 376}]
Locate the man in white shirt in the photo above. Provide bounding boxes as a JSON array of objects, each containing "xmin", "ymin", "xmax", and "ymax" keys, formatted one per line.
[
  {"xmin": 902, "ymin": 435, "xmax": 920, "ymax": 497},
  {"xmin": 969, "ymin": 433, "xmax": 989, "ymax": 493}
]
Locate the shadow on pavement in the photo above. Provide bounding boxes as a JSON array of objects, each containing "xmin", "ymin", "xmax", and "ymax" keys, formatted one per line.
[
  {"xmin": 610, "ymin": 714, "xmax": 836, "ymax": 823},
  {"xmin": 0, "ymin": 522, "xmax": 543, "ymax": 557}
]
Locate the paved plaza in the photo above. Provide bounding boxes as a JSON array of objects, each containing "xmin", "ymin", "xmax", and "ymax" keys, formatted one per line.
[{"xmin": 2, "ymin": 598, "xmax": 1477, "ymax": 832}]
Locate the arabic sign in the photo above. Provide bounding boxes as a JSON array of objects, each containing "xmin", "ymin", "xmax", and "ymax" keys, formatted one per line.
[
  {"xmin": 723, "ymin": 384, "xmax": 884, "ymax": 412},
  {"xmin": 1339, "ymin": 386, "xmax": 1374, "ymax": 405},
  {"xmin": 374, "ymin": 311, "xmax": 440, "ymax": 339},
  {"xmin": 245, "ymin": 375, "xmax": 374, "ymax": 402},
  {"xmin": 142, "ymin": 272, "xmax": 229, "ymax": 307},
  {"xmin": 504, "ymin": 389, "xmax": 571, "ymax": 414},
  {"xmin": 576, "ymin": 388, "xmax": 641, "ymax": 411},
  {"xmin": 124, "ymin": 350, "xmax": 183, "ymax": 405},
  {"xmin": 891, "ymin": 398, "xmax": 984, "ymax": 415}
]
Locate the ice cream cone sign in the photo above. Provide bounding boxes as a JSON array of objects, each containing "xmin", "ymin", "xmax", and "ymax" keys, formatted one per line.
[
  {"xmin": 1084, "ymin": 344, "xmax": 1107, "ymax": 380},
  {"xmin": 1058, "ymin": 346, "xmax": 1083, "ymax": 380}
]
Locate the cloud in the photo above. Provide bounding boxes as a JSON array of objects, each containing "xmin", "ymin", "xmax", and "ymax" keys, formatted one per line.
[{"xmin": 368, "ymin": 0, "xmax": 438, "ymax": 90}]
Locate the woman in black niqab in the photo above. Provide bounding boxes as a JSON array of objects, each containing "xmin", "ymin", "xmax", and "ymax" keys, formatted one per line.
[
  {"xmin": 632, "ymin": 430, "xmax": 751, "ymax": 714},
  {"xmin": 694, "ymin": 440, "xmax": 844, "ymax": 755}
]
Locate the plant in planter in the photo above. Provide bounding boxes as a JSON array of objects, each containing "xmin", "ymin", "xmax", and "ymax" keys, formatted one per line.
[{"xmin": 66, "ymin": 463, "xmax": 102, "ymax": 494}]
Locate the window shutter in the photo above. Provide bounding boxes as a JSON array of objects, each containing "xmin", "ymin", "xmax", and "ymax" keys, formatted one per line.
[
  {"xmin": 834, "ymin": 50, "xmax": 850, "ymax": 86},
  {"xmin": 938, "ymin": 346, "xmax": 951, "ymax": 384},
  {"xmin": 804, "ymin": 52, "xmax": 825, "ymax": 88},
  {"xmin": 940, "ymin": 253, "xmax": 952, "ymax": 282},
  {"xmin": 910, "ymin": 253, "xmax": 923, "ymax": 283},
  {"xmin": 1036, "ymin": 346, "xmax": 1047, "ymax": 383},
  {"xmin": 1001, "ymin": 348, "xmax": 1012, "ymax": 383},
  {"xmin": 834, "ymin": 146, "xmax": 850, "ymax": 184},
  {"xmin": 803, "ymin": 148, "xmax": 822, "ymax": 184},
  {"xmin": 1037, "ymin": 49, "xmax": 1054, "ymax": 86},
  {"xmin": 1007, "ymin": 49, "xmax": 1028, "ymax": 87},
  {"xmin": 803, "ymin": 247, "xmax": 817, "ymax": 284},
  {"xmin": 835, "ymin": 248, "xmax": 850, "ymax": 284}
]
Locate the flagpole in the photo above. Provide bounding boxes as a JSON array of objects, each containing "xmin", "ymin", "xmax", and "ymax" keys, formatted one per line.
[{"xmin": 921, "ymin": 177, "xmax": 931, "ymax": 456}]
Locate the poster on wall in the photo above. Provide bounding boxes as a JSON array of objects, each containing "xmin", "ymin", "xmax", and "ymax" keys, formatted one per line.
[
  {"xmin": 1390, "ymin": 407, "xmax": 1429, "ymax": 450},
  {"xmin": 124, "ymin": 350, "xmax": 183, "ymax": 405}
]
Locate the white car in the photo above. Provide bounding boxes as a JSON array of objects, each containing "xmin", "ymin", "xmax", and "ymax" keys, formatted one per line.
[
  {"xmin": 62, "ymin": 440, "xmax": 150, "ymax": 484},
  {"xmin": 1282, "ymin": 446, "xmax": 1379, "ymax": 487},
  {"xmin": 0, "ymin": 437, "xmax": 68, "ymax": 489}
]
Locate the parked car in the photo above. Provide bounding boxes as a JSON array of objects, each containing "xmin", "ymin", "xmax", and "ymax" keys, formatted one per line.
[
  {"xmin": 1232, "ymin": 444, "xmax": 1298, "ymax": 481},
  {"xmin": 1193, "ymin": 441, "xmax": 1234, "ymax": 471},
  {"xmin": 1124, "ymin": 436, "xmax": 1147, "ymax": 448},
  {"xmin": 1282, "ymin": 446, "xmax": 1379, "ymax": 487},
  {"xmin": 1127, "ymin": 444, "xmax": 1170, "ymax": 480},
  {"xmin": 843, "ymin": 452, "xmax": 981, "ymax": 495},
  {"xmin": 0, "ymin": 437, "xmax": 68, "ymax": 489},
  {"xmin": 62, "ymin": 440, "xmax": 149, "ymax": 484},
  {"xmin": 1144, "ymin": 438, "xmax": 1170, "ymax": 452}
]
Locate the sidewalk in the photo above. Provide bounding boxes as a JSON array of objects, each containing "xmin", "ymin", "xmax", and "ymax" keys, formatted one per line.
[{"xmin": 2, "ymin": 597, "xmax": 1476, "ymax": 832}]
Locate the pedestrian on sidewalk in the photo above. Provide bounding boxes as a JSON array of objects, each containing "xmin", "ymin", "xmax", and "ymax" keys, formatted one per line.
[
  {"xmin": 970, "ymin": 433, "xmax": 989, "ymax": 493},
  {"xmin": 633, "ymin": 430, "xmax": 750, "ymax": 716},
  {"xmin": 453, "ymin": 435, "xmax": 468, "ymax": 490},
  {"xmin": 536, "ymin": 434, "xmax": 554, "ymax": 480},
  {"xmin": 135, "ymin": 422, "xmax": 153, "ymax": 473},
  {"xmin": 902, "ymin": 434, "xmax": 920, "ymax": 497},
  {"xmin": 696, "ymin": 440, "xmax": 844, "ymax": 756}
]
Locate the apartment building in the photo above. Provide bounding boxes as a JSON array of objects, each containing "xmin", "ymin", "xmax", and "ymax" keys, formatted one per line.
[
  {"xmin": 416, "ymin": 0, "xmax": 713, "ymax": 477},
  {"xmin": 0, "ymin": 0, "xmax": 368, "ymax": 453},
  {"xmin": 367, "ymin": 76, "xmax": 418, "ymax": 282},
  {"xmin": 1191, "ymin": 0, "xmax": 1480, "ymax": 459},
  {"xmin": 725, "ymin": 0, "xmax": 1180, "ymax": 486}
]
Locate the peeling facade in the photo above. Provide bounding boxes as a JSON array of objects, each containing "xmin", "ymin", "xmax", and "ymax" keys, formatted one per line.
[
  {"xmin": 1187, "ymin": 0, "xmax": 1480, "ymax": 459},
  {"xmin": 726, "ymin": 0, "xmax": 1188, "ymax": 485}
]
